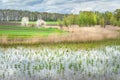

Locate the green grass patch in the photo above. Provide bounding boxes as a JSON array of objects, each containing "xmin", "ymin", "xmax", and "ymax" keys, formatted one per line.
[{"xmin": 0, "ymin": 26, "xmax": 65, "ymax": 38}]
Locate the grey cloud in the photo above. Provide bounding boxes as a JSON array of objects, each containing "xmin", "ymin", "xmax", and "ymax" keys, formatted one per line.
[
  {"xmin": 0, "ymin": 0, "xmax": 120, "ymax": 14},
  {"xmin": 25, "ymin": 0, "xmax": 44, "ymax": 6}
]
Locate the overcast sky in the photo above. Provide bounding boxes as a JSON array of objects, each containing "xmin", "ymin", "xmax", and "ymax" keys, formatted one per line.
[{"xmin": 0, "ymin": 0, "xmax": 120, "ymax": 14}]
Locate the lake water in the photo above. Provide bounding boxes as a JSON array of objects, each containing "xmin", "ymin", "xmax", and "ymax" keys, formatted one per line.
[{"xmin": 0, "ymin": 46, "xmax": 120, "ymax": 80}]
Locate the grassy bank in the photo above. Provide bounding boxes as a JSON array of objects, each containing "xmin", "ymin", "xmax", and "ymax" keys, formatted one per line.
[{"xmin": 1, "ymin": 37, "xmax": 120, "ymax": 50}]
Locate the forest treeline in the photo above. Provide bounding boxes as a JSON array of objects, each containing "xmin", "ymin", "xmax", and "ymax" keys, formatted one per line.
[
  {"xmin": 58, "ymin": 9, "xmax": 120, "ymax": 27},
  {"xmin": 0, "ymin": 9, "xmax": 120, "ymax": 27},
  {"xmin": 0, "ymin": 9, "xmax": 67, "ymax": 21}
]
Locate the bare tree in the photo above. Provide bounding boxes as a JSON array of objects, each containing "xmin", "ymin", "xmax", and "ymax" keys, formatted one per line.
[
  {"xmin": 36, "ymin": 19, "xmax": 46, "ymax": 27},
  {"xmin": 21, "ymin": 17, "xmax": 29, "ymax": 26}
]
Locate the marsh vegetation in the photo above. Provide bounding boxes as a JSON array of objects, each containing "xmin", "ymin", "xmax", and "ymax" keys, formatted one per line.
[{"xmin": 0, "ymin": 46, "xmax": 120, "ymax": 80}]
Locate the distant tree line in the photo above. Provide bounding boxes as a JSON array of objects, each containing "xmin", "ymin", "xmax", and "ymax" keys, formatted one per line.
[
  {"xmin": 0, "ymin": 9, "xmax": 67, "ymax": 21},
  {"xmin": 58, "ymin": 9, "xmax": 120, "ymax": 27}
]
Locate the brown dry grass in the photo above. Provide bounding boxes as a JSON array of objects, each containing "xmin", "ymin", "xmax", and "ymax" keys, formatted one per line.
[
  {"xmin": 41, "ymin": 25, "xmax": 119, "ymax": 42},
  {"xmin": 44, "ymin": 25, "xmax": 119, "ymax": 42},
  {"xmin": 66, "ymin": 25, "xmax": 119, "ymax": 40}
]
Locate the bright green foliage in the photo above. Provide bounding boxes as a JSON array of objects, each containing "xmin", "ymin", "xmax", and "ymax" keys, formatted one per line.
[
  {"xmin": 110, "ymin": 16, "xmax": 117, "ymax": 26},
  {"xmin": 58, "ymin": 19, "xmax": 64, "ymax": 29},
  {"xmin": 117, "ymin": 20, "xmax": 120, "ymax": 26},
  {"xmin": 62, "ymin": 14, "xmax": 78, "ymax": 27},
  {"xmin": 114, "ymin": 9, "xmax": 120, "ymax": 21},
  {"xmin": 63, "ymin": 16, "xmax": 70, "ymax": 27},
  {"xmin": 100, "ymin": 17, "xmax": 105, "ymax": 28},
  {"xmin": 62, "ymin": 11, "xmax": 97, "ymax": 27},
  {"xmin": 60, "ymin": 9, "xmax": 120, "ymax": 27},
  {"xmin": 104, "ymin": 11, "xmax": 113, "ymax": 25},
  {"xmin": 110, "ymin": 9, "xmax": 120, "ymax": 27},
  {"xmin": 67, "ymin": 14, "xmax": 77, "ymax": 25},
  {"xmin": 78, "ymin": 11, "xmax": 97, "ymax": 27},
  {"xmin": 113, "ymin": 9, "xmax": 120, "ymax": 26},
  {"xmin": 58, "ymin": 19, "xmax": 63, "ymax": 27}
]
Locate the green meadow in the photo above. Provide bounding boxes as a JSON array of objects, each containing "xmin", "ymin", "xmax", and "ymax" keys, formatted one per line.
[{"xmin": 0, "ymin": 26, "xmax": 65, "ymax": 38}]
